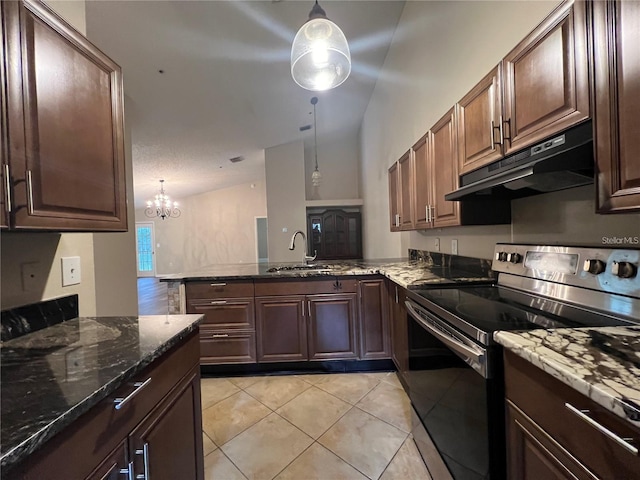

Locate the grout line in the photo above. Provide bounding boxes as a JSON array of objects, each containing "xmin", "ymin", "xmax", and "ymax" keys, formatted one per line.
[{"xmin": 217, "ymin": 446, "xmax": 250, "ymax": 480}]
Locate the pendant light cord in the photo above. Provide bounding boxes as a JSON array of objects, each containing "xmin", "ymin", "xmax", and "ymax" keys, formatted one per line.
[{"xmin": 312, "ymin": 96, "xmax": 319, "ymax": 171}]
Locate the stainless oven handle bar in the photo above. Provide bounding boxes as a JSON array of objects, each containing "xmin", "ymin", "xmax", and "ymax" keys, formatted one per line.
[
  {"xmin": 406, "ymin": 300, "xmax": 486, "ymax": 376},
  {"xmin": 565, "ymin": 403, "xmax": 638, "ymax": 455}
]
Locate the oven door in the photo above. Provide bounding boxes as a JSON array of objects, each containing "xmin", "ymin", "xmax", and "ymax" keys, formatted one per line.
[{"xmin": 406, "ymin": 300, "xmax": 505, "ymax": 480}]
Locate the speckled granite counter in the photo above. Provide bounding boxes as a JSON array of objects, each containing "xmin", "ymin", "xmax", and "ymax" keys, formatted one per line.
[
  {"xmin": 495, "ymin": 326, "xmax": 640, "ymax": 428},
  {"xmin": 0, "ymin": 314, "xmax": 202, "ymax": 470}
]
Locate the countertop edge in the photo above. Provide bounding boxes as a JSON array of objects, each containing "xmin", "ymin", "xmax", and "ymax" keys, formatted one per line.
[
  {"xmin": 494, "ymin": 329, "xmax": 640, "ymax": 429},
  {"xmin": 0, "ymin": 316, "xmax": 202, "ymax": 470}
]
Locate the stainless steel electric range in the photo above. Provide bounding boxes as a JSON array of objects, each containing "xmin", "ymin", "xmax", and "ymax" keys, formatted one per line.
[{"xmin": 405, "ymin": 244, "xmax": 640, "ymax": 480}]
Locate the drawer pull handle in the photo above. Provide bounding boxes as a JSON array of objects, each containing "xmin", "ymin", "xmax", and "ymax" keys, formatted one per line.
[
  {"xmin": 210, "ymin": 282, "xmax": 227, "ymax": 287},
  {"xmin": 212, "ymin": 333, "xmax": 229, "ymax": 338},
  {"xmin": 3, "ymin": 164, "xmax": 11, "ymax": 213},
  {"xmin": 134, "ymin": 443, "xmax": 150, "ymax": 480},
  {"xmin": 114, "ymin": 378, "xmax": 151, "ymax": 410},
  {"xmin": 119, "ymin": 461, "xmax": 134, "ymax": 479},
  {"xmin": 26, "ymin": 170, "xmax": 34, "ymax": 214},
  {"xmin": 210, "ymin": 300, "xmax": 227, "ymax": 305},
  {"xmin": 565, "ymin": 403, "xmax": 638, "ymax": 455}
]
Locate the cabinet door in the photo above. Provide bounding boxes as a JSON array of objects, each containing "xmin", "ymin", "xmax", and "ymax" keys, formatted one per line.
[
  {"xmin": 308, "ymin": 293, "xmax": 358, "ymax": 360},
  {"xmin": 0, "ymin": 2, "xmax": 9, "ymax": 229},
  {"xmin": 186, "ymin": 297, "xmax": 255, "ymax": 330},
  {"xmin": 593, "ymin": 0, "xmax": 640, "ymax": 213},
  {"xmin": 389, "ymin": 284, "xmax": 408, "ymax": 381},
  {"xmin": 129, "ymin": 368, "xmax": 204, "ymax": 480},
  {"xmin": 398, "ymin": 150, "xmax": 414, "ymax": 230},
  {"xmin": 457, "ymin": 65, "xmax": 504, "ymax": 175},
  {"xmin": 506, "ymin": 402, "xmax": 596, "ymax": 480},
  {"xmin": 4, "ymin": 0, "xmax": 127, "ymax": 231},
  {"xmin": 412, "ymin": 133, "xmax": 431, "ymax": 229},
  {"xmin": 85, "ymin": 441, "xmax": 129, "ymax": 480},
  {"xmin": 358, "ymin": 279, "xmax": 390, "ymax": 359},
  {"xmin": 388, "ymin": 163, "xmax": 400, "ymax": 231},
  {"xmin": 502, "ymin": 0, "xmax": 589, "ymax": 155},
  {"xmin": 430, "ymin": 108, "xmax": 460, "ymax": 228},
  {"xmin": 255, "ymin": 296, "xmax": 308, "ymax": 362}
]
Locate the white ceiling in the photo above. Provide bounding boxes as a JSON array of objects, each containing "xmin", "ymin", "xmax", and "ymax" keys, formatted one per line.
[{"xmin": 85, "ymin": 1, "xmax": 406, "ymax": 207}]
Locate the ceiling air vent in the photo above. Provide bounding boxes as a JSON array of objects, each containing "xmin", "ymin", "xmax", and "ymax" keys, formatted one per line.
[{"xmin": 229, "ymin": 156, "xmax": 245, "ymax": 163}]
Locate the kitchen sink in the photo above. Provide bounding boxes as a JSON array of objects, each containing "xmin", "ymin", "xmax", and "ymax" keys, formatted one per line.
[{"xmin": 266, "ymin": 264, "xmax": 332, "ymax": 273}]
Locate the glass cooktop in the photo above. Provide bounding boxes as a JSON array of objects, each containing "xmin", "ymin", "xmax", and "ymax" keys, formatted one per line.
[{"xmin": 411, "ymin": 285, "xmax": 636, "ymax": 336}]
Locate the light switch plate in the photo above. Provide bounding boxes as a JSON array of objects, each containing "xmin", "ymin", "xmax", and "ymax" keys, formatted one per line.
[
  {"xmin": 451, "ymin": 239, "xmax": 458, "ymax": 255},
  {"xmin": 62, "ymin": 256, "xmax": 81, "ymax": 286}
]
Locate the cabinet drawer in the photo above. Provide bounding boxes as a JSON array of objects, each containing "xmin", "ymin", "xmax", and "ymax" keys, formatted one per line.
[
  {"xmin": 187, "ymin": 297, "xmax": 254, "ymax": 330},
  {"xmin": 200, "ymin": 328, "xmax": 256, "ymax": 364},
  {"xmin": 185, "ymin": 280, "xmax": 254, "ymax": 299},
  {"xmin": 254, "ymin": 278, "xmax": 357, "ymax": 296},
  {"xmin": 505, "ymin": 351, "xmax": 640, "ymax": 479}
]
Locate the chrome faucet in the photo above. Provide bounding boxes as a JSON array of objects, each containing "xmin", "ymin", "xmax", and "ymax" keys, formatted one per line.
[{"xmin": 289, "ymin": 230, "xmax": 317, "ymax": 264}]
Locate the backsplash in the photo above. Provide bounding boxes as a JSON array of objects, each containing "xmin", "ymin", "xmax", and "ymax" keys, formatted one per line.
[
  {"xmin": 1, "ymin": 295, "xmax": 79, "ymax": 343},
  {"xmin": 409, "ymin": 249, "xmax": 495, "ymax": 279}
]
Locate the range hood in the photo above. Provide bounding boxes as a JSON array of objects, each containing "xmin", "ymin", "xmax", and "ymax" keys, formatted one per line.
[{"xmin": 445, "ymin": 121, "xmax": 594, "ymax": 201}]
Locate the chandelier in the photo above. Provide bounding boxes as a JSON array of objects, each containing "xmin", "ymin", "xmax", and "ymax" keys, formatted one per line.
[
  {"xmin": 291, "ymin": 0, "xmax": 351, "ymax": 91},
  {"xmin": 145, "ymin": 180, "xmax": 181, "ymax": 220}
]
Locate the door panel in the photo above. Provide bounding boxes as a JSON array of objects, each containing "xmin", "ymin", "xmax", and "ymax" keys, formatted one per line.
[
  {"xmin": 431, "ymin": 108, "xmax": 460, "ymax": 228},
  {"xmin": 308, "ymin": 294, "xmax": 358, "ymax": 360},
  {"xmin": 255, "ymin": 296, "xmax": 308, "ymax": 362},
  {"xmin": 136, "ymin": 223, "xmax": 156, "ymax": 277}
]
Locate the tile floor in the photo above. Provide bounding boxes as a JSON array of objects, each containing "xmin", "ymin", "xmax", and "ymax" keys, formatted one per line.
[{"xmin": 200, "ymin": 371, "xmax": 432, "ymax": 480}]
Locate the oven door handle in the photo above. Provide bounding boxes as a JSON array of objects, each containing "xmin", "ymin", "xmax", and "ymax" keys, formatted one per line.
[{"xmin": 405, "ymin": 300, "xmax": 488, "ymax": 377}]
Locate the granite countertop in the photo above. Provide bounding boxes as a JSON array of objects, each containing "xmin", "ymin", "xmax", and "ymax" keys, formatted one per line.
[
  {"xmin": 158, "ymin": 257, "xmax": 496, "ymax": 290},
  {"xmin": 495, "ymin": 326, "xmax": 640, "ymax": 429},
  {"xmin": 0, "ymin": 314, "xmax": 203, "ymax": 470}
]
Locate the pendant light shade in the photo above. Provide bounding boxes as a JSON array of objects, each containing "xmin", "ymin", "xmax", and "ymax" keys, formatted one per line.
[{"xmin": 291, "ymin": 1, "xmax": 351, "ymax": 91}]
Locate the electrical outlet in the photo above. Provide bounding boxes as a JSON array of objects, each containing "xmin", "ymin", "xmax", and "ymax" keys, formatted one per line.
[
  {"xmin": 21, "ymin": 262, "xmax": 40, "ymax": 292},
  {"xmin": 452, "ymin": 239, "xmax": 458, "ymax": 255},
  {"xmin": 61, "ymin": 256, "xmax": 81, "ymax": 286},
  {"xmin": 434, "ymin": 238, "xmax": 440, "ymax": 251}
]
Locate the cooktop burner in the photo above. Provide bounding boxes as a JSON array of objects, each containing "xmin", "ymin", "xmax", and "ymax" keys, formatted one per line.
[{"xmin": 413, "ymin": 285, "xmax": 635, "ymax": 336}]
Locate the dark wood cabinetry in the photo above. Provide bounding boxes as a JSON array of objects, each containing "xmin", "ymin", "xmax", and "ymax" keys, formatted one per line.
[
  {"xmin": 1, "ymin": 0, "xmax": 127, "ymax": 231},
  {"xmin": 307, "ymin": 209, "xmax": 362, "ymax": 260},
  {"xmin": 398, "ymin": 150, "xmax": 414, "ymax": 230},
  {"xmin": 388, "ymin": 282, "xmax": 408, "ymax": 386},
  {"xmin": 502, "ymin": 0, "xmax": 589, "ymax": 156},
  {"xmin": 412, "ymin": 134, "xmax": 431, "ymax": 230},
  {"xmin": 255, "ymin": 295, "xmax": 308, "ymax": 362},
  {"xmin": 505, "ymin": 350, "xmax": 640, "ymax": 480},
  {"xmin": 308, "ymin": 293, "xmax": 358, "ymax": 360},
  {"xmin": 186, "ymin": 281, "xmax": 256, "ymax": 365},
  {"xmin": 592, "ymin": 0, "xmax": 640, "ymax": 213},
  {"xmin": 430, "ymin": 108, "xmax": 460, "ymax": 228},
  {"xmin": 10, "ymin": 333, "xmax": 203, "ymax": 480},
  {"xmin": 358, "ymin": 278, "xmax": 390, "ymax": 359},
  {"xmin": 388, "ymin": 162, "xmax": 400, "ymax": 231}
]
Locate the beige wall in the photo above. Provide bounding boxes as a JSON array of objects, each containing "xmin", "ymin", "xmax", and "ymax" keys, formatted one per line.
[
  {"xmin": 360, "ymin": 1, "xmax": 640, "ymax": 260},
  {"xmin": 1, "ymin": 0, "xmax": 138, "ymax": 316},
  {"xmin": 266, "ymin": 141, "xmax": 307, "ymax": 263},
  {"xmin": 136, "ymin": 180, "xmax": 268, "ymax": 274},
  {"xmin": 305, "ymin": 132, "xmax": 360, "ymax": 201}
]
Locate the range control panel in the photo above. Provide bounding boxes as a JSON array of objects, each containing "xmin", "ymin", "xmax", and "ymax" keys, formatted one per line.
[{"xmin": 492, "ymin": 244, "xmax": 640, "ymax": 298}]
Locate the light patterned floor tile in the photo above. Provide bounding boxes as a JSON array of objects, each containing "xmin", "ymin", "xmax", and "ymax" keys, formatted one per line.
[
  {"xmin": 201, "ymin": 377, "xmax": 241, "ymax": 409},
  {"xmin": 380, "ymin": 437, "xmax": 432, "ymax": 480},
  {"xmin": 319, "ymin": 408, "xmax": 407, "ymax": 480},
  {"xmin": 203, "ymin": 431, "xmax": 217, "ymax": 456},
  {"xmin": 356, "ymin": 381, "xmax": 412, "ymax": 432},
  {"xmin": 244, "ymin": 375, "xmax": 311, "ymax": 409},
  {"xmin": 228, "ymin": 376, "xmax": 262, "ymax": 390},
  {"xmin": 202, "ymin": 391, "xmax": 271, "ymax": 446},
  {"xmin": 380, "ymin": 373, "xmax": 404, "ymax": 389},
  {"xmin": 222, "ymin": 413, "xmax": 313, "ymax": 480},
  {"xmin": 314, "ymin": 373, "xmax": 382, "ymax": 404},
  {"xmin": 204, "ymin": 449, "xmax": 247, "ymax": 480},
  {"xmin": 276, "ymin": 386, "xmax": 352, "ymax": 438},
  {"xmin": 274, "ymin": 442, "xmax": 369, "ymax": 480}
]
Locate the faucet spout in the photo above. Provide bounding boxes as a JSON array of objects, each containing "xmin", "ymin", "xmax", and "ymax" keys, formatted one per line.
[{"xmin": 289, "ymin": 230, "xmax": 317, "ymax": 264}]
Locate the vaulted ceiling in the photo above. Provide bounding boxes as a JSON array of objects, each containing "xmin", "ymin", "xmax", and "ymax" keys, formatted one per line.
[{"xmin": 85, "ymin": 1, "xmax": 406, "ymax": 207}]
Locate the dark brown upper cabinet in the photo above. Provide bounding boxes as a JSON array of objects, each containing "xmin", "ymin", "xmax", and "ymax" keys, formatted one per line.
[
  {"xmin": 2, "ymin": 0, "xmax": 127, "ymax": 231},
  {"xmin": 398, "ymin": 150, "xmax": 414, "ymax": 230},
  {"xmin": 457, "ymin": 66, "xmax": 503, "ymax": 176},
  {"xmin": 388, "ymin": 162, "xmax": 400, "ymax": 231},
  {"xmin": 592, "ymin": 0, "xmax": 640, "ymax": 213},
  {"xmin": 430, "ymin": 108, "xmax": 460, "ymax": 228},
  {"xmin": 411, "ymin": 133, "xmax": 431, "ymax": 230},
  {"xmin": 502, "ymin": 0, "xmax": 589, "ymax": 155}
]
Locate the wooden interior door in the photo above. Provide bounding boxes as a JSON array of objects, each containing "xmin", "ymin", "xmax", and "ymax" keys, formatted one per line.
[
  {"xmin": 430, "ymin": 108, "xmax": 460, "ymax": 228},
  {"xmin": 5, "ymin": 0, "xmax": 127, "ymax": 231},
  {"xmin": 502, "ymin": 0, "xmax": 589, "ymax": 155},
  {"xmin": 593, "ymin": 0, "xmax": 640, "ymax": 213}
]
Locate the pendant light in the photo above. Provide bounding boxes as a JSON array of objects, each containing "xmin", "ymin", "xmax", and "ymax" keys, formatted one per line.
[
  {"xmin": 311, "ymin": 97, "xmax": 322, "ymax": 187},
  {"xmin": 291, "ymin": 1, "xmax": 351, "ymax": 91}
]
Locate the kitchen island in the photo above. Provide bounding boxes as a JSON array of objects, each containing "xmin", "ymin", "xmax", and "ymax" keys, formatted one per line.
[{"xmin": 1, "ymin": 314, "xmax": 204, "ymax": 479}]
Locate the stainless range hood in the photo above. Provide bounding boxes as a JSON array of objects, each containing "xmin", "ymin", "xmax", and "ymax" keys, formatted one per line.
[{"xmin": 445, "ymin": 121, "xmax": 594, "ymax": 201}]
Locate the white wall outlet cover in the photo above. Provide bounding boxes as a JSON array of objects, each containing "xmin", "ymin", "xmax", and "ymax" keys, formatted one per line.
[
  {"xmin": 452, "ymin": 239, "xmax": 458, "ymax": 255},
  {"xmin": 61, "ymin": 256, "xmax": 81, "ymax": 287}
]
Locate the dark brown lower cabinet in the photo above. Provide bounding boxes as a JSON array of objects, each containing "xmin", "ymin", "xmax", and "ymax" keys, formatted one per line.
[
  {"xmin": 256, "ymin": 296, "xmax": 308, "ymax": 362},
  {"xmin": 8, "ymin": 333, "xmax": 203, "ymax": 480},
  {"xmin": 505, "ymin": 350, "xmax": 640, "ymax": 480},
  {"xmin": 308, "ymin": 293, "xmax": 358, "ymax": 360},
  {"xmin": 389, "ymin": 282, "xmax": 408, "ymax": 384},
  {"xmin": 358, "ymin": 278, "xmax": 390, "ymax": 359}
]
